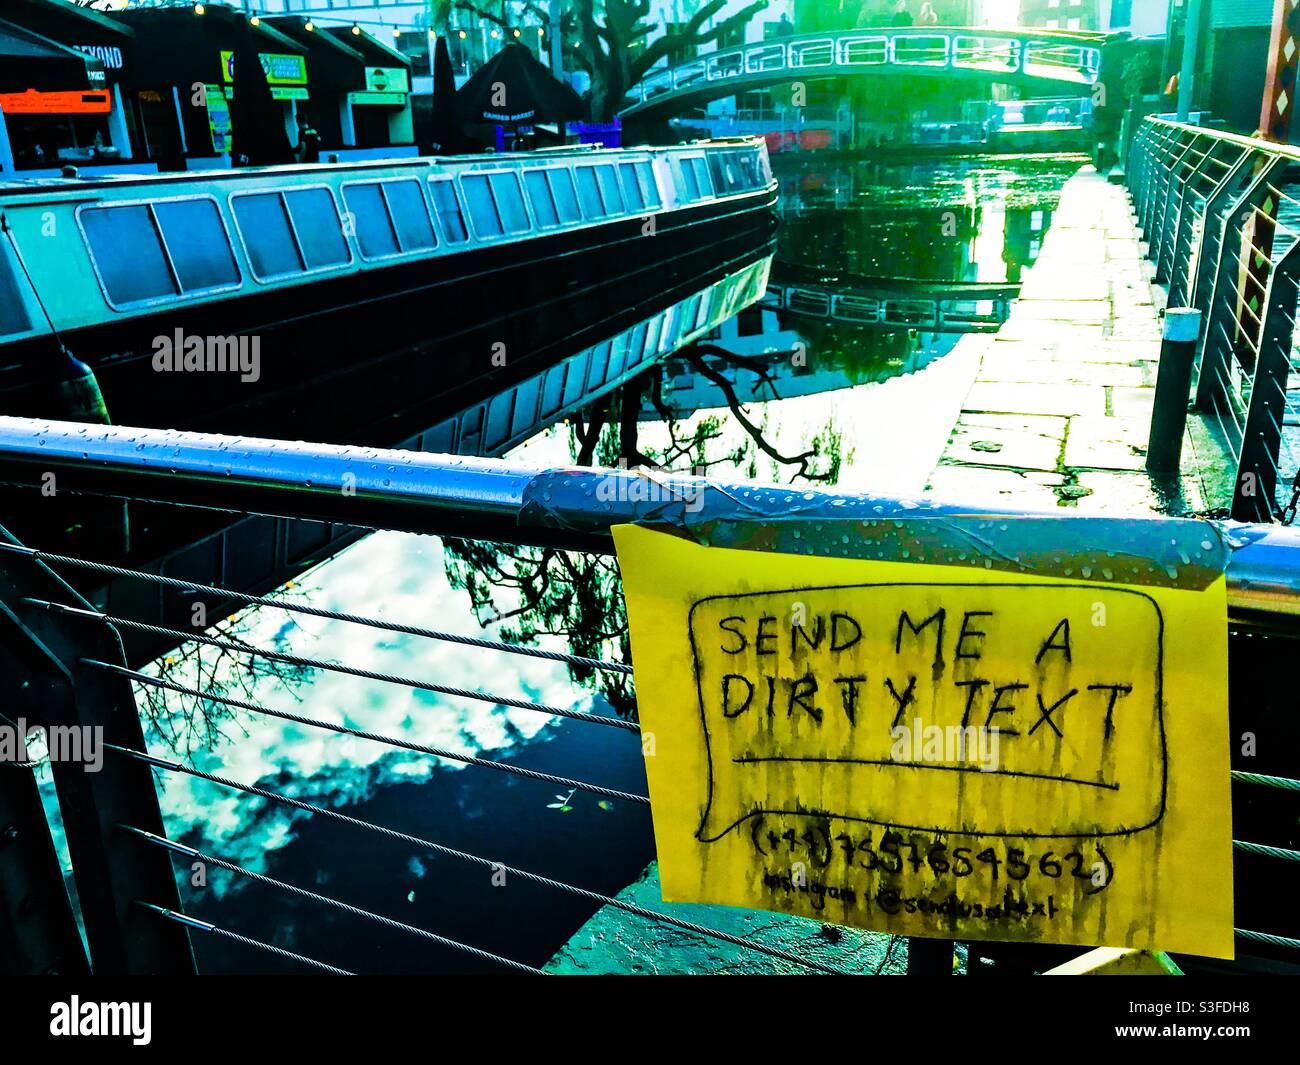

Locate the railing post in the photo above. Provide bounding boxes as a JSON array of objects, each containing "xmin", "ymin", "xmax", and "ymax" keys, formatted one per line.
[
  {"xmin": 1194, "ymin": 158, "xmax": 1286, "ymax": 413},
  {"xmin": 0, "ymin": 527, "xmax": 194, "ymax": 974},
  {"xmin": 1152, "ymin": 134, "xmax": 1198, "ymax": 282},
  {"xmin": 1232, "ymin": 243, "xmax": 1300, "ymax": 521},
  {"xmin": 1187, "ymin": 147, "xmax": 1259, "ymax": 313},
  {"xmin": 1166, "ymin": 138, "xmax": 1220, "ymax": 305},
  {"xmin": 1147, "ymin": 309, "xmax": 1202, "ymax": 474},
  {"xmin": 0, "ymin": 765, "xmax": 88, "ymax": 974}
]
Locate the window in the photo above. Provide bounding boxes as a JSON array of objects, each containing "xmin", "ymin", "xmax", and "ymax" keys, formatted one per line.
[
  {"xmin": 429, "ymin": 178, "xmax": 469, "ymax": 242},
  {"xmin": 619, "ymin": 162, "xmax": 645, "ymax": 211},
  {"xmin": 460, "ymin": 172, "xmax": 531, "ymax": 238},
  {"xmin": 343, "ymin": 179, "xmax": 436, "ymax": 260},
  {"xmin": 384, "ymin": 180, "xmax": 436, "ymax": 251},
  {"xmin": 0, "ymin": 247, "xmax": 31, "ymax": 336},
  {"xmin": 460, "ymin": 174, "xmax": 502, "ymax": 236},
  {"xmin": 286, "ymin": 188, "xmax": 349, "ymax": 269},
  {"xmin": 153, "ymin": 199, "xmax": 240, "ymax": 292},
  {"xmin": 344, "ymin": 182, "xmax": 399, "ymax": 258},
  {"xmin": 574, "ymin": 166, "xmax": 604, "ymax": 217},
  {"xmin": 675, "ymin": 156, "xmax": 700, "ymax": 201},
  {"xmin": 549, "ymin": 168, "xmax": 581, "ymax": 222},
  {"xmin": 1066, "ymin": 16, "xmax": 1081, "ymax": 29},
  {"xmin": 81, "ymin": 197, "xmax": 239, "ymax": 306},
  {"xmin": 636, "ymin": 161, "xmax": 661, "ymax": 208},
  {"xmin": 595, "ymin": 164, "xmax": 624, "ymax": 214},
  {"xmin": 232, "ymin": 188, "xmax": 349, "ymax": 280},
  {"xmin": 489, "ymin": 172, "xmax": 530, "ymax": 232},
  {"xmin": 524, "ymin": 170, "xmax": 559, "ymax": 227},
  {"xmin": 691, "ymin": 157, "xmax": 713, "ymax": 196}
]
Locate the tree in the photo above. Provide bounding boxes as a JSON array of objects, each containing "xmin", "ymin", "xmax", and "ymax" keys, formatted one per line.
[{"xmin": 437, "ymin": 0, "xmax": 771, "ymax": 122}]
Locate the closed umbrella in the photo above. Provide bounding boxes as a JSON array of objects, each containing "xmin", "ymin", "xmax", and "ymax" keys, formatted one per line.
[
  {"xmin": 228, "ymin": 28, "xmax": 294, "ymax": 166},
  {"xmin": 455, "ymin": 42, "xmax": 583, "ymax": 129}
]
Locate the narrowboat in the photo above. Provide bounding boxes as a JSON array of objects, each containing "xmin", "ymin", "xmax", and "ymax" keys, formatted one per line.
[{"xmin": 0, "ymin": 138, "xmax": 778, "ymax": 443}]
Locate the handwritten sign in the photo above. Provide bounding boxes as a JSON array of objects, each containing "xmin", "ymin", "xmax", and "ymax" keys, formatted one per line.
[{"xmin": 614, "ymin": 524, "xmax": 1233, "ymax": 959}]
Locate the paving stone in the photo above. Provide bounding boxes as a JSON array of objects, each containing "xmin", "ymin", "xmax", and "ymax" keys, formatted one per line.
[
  {"xmin": 1067, "ymin": 469, "xmax": 1205, "ymax": 517},
  {"xmin": 926, "ymin": 464, "xmax": 1066, "ymax": 510},
  {"xmin": 1064, "ymin": 415, "xmax": 1155, "ymax": 471},
  {"xmin": 945, "ymin": 412, "xmax": 1065, "ymax": 471},
  {"xmin": 1012, "ymin": 299, "xmax": 1111, "ymax": 324},
  {"xmin": 964, "ymin": 381, "xmax": 1107, "ymax": 417},
  {"xmin": 976, "ymin": 355, "xmax": 1149, "ymax": 387}
]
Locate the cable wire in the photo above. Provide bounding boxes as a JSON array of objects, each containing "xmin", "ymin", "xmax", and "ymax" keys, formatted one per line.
[
  {"xmin": 0, "ymin": 543, "xmax": 633, "ymax": 676},
  {"xmin": 136, "ymin": 901, "xmax": 353, "ymax": 975},
  {"xmin": 123, "ymin": 827, "xmax": 545, "ymax": 975},
  {"xmin": 107, "ymin": 744, "xmax": 848, "ymax": 976},
  {"xmin": 85, "ymin": 659, "xmax": 648, "ymax": 806},
  {"xmin": 24, "ymin": 599, "xmax": 639, "ymax": 733}
]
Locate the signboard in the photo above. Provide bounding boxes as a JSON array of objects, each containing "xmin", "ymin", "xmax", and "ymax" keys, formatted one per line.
[
  {"xmin": 348, "ymin": 91, "xmax": 408, "ymax": 107},
  {"xmin": 220, "ymin": 50, "xmax": 308, "ymax": 87},
  {"xmin": 364, "ymin": 67, "xmax": 409, "ymax": 94},
  {"xmin": 0, "ymin": 90, "xmax": 111, "ymax": 115},
  {"xmin": 204, "ymin": 84, "xmax": 231, "ymax": 154},
  {"xmin": 614, "ymin": 524, "xmax": 1234, "ymax": 958}
]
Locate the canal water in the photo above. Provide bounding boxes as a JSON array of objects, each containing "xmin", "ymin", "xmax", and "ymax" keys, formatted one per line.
[{"xmin": 94, "ymin": 152, "xmax": 1083, "ymax": 973}]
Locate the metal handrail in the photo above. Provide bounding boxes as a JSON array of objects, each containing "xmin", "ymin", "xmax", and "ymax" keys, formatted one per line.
[
  {"xmin": 1, "ymin": 416, "xmax": 1299, "ymax": 620},
  {"xmin": 1126, "ymin": 116, "xmax": 1300, "ymax": 522}
]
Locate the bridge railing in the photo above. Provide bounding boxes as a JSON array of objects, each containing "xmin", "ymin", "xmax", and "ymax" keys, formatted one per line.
[
  {"xmin": 0, "ymin": 418, "xmax": 1299, "ymax": 974},
  {"xmin": 626, "ymin": 27, "xmax": 1104, "ymax": 111},
  {"xmin": 1126, "ymin": 117, "xmax": 1300, "ymax": 522}
]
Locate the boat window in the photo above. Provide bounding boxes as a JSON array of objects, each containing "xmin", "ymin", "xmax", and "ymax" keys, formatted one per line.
[
  {"xmin": 618, "ymin": 163, "xmax": 645, "ymax": 212},
  {"xmin": 233, "ymin": 194, "xmax": 300, "ymax": 278},
  {"xmin": 691, "ymin": 157, "xmax": 714, "ymax": 196},
  {"xmin": 0, "ymin": 246, "xmax": 32, "ymax": 336},
  {"xmin": 81, "ymin": 204, "xmax": 178, "ymax": 305},
  {"xmin": 674, "ymin": 156, "xmax": 704, "ymax": 201},
  {"xmin": 636, "ymin": 161, "xmax": 661, "ymax": 208},
  {"xmin": 285, "ymin": 188, "xmax": 349, "ymax": 269},
  {"xmin": 524, "ymin": 170, "xmax": 559, "ymax": 228},
  {"xmin": 549, "ymin": 169, "xmax": 581, "ymax": 223},
  {"xmin": 586, "ymin": 339, "xmax": 611, "ymax": 389},
  {"xmin": 574, "ymin": 166, "xmax": 604, "ymax": 218},
  {"xmin": 595, "ymin": 165, "xmax": 624, "ymax": 214},
  {"xmin": 152, "ymin": 199, "xmax": 239, "ymax": 293},
  {"xmin": 735, "ymin": 150, "xmax": 763, "ymax": 189},
  {"xmin": 489, "ymin": 172, "xmax": 531, "ymax": 233},
  {"xmin": 461, "ymin": 174, "xmax": 503, "ymax": 237},
  {"xmin": 386, "ymin": 180, "xmax": 437, "ymax": 252},
  {"xmin": 429, "ymin": 179, "xmax": 469, "ymax": 243},
  {"xmin": 344, "ymin": 183, "xmax": 401, "ymax": 259}
]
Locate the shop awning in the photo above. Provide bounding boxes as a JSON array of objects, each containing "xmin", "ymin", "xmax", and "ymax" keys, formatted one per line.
[{"xmin": 0, "ymin": 17, "xmax": 104, "ymax": 93}]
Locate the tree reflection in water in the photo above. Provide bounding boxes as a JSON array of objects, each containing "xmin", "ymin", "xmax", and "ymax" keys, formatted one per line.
[{"xmin": 443, "ymin": 358, "xmax": 851, "ymax": 720}]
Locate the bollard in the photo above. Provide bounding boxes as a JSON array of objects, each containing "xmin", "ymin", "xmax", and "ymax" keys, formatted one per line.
[{"xmin": 1146, "ymin": 308, "xmax": 1201, "ymax": 475}]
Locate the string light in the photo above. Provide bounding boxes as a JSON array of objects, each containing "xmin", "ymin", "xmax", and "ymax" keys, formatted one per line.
[
  {"xmin": 352, "ymin": 25, "xmax": 362, "ymax": 36},
  {"xmin": 305, "ymin": 20, "xmax": 315, "ymax": 32},
  {"xmin": 193, "ymin": 3, "xmax": 205, "ymax": 14}
]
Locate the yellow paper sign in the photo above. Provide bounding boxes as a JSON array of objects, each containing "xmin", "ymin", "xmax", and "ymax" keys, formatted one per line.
[{"xmin": 614, "ymin": 524, "xmax": 1233, "ymax": 959}]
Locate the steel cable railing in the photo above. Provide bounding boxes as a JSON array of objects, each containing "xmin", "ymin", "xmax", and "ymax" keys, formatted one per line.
[
  {"xmin": 104, "ymin": 743, "xmax": 852, "ymax": 976},
  {"xmin": 84, "ymin": 659, "xmax": 649, "ymax": 806},
  {"xmin": 122, "ymin": 827, "xmax": 547, "ymax": 975},
  {"xmin": 136, "ymin": 902, "xmax": 354, "ymax": 975},
  {"xmin": 0, "ymin": 542, "xmax": 633, "ymax": 677},
  {"xmin": 21, "ymin": 598, "xmax": 640, "ymax": 733}
]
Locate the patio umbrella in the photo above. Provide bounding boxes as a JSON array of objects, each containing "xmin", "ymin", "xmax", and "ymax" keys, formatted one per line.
[
  {"xmin": 430, "ymin": 34, "xmax": 460, "ymax": 154},
  {"xmin": 455, "ymin": 42, "xmax": 583, "ymax": 128},
  {"xmin": 228, "ymin": 29, "xmax": 294, "ymax": 166}
]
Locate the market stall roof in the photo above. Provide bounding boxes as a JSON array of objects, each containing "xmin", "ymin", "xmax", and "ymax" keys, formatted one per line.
[
  {"xmin": 322, "ymin": 25, "xmax": 411, "ymax": 70},
  {"xmin": 112, "ymin": 5, "xmax": 306, "ymax": 87},
  {"xmin": 11, "ymin": 0, "xmax": 134, "ymax": 40},
  {"xmin": 0, "ymin": 17, "xmax": 103, "ymax": 92},
  {"xmin": 266, "ymin": 16, "xmax": 368, "ymax": 91},
  {"xmin": 455, "ymin": 43, "xmax": 583, "ymax": 126}
]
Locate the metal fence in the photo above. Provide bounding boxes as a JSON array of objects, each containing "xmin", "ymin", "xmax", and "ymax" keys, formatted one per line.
[
  {"xmin": 1, "ymin": 417, "xmax": 1299, "ymax": 975},
  {"xmin": 1126, "ymin": 116, "xmax": 1300, "ymax": 522}
]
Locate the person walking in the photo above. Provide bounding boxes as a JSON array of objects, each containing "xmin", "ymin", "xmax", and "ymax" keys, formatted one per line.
[
  {"xmin": 918, "ymin": 2, "xmax": 939, "ymax": 24},
  {"xmin": 890, "ymin": 0, "xmax": 914, "ymax": 26}
]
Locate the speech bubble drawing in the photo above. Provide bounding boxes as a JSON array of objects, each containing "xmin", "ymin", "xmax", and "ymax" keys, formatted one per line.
[{"xmin": 686, "ymin": 582, "xmax": 1165, "ymax": 843}]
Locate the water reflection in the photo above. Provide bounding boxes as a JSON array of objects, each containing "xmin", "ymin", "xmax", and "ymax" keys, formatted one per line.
[{"xmin": 134, "ymin": 152, "xmax": 1080, "ymax": 973}]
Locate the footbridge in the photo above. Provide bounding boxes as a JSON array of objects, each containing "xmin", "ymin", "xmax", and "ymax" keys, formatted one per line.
[{"xmin": 620, "ymin": 26, "xmax": 1107, "ymax": 121}]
